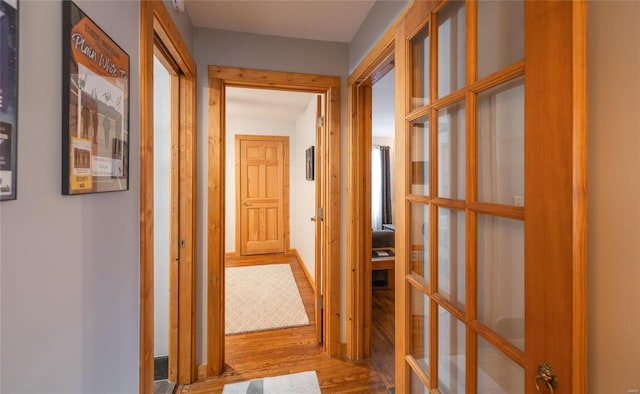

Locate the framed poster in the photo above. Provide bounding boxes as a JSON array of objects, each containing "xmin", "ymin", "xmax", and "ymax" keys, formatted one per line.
[
  {"xmin": 305, "ymin": 146, "xmax": 314, "ymax": 181},
  {"xmin": 62, "ymin": 1, "xmax": 129, "ymax": 195},
  {"xmin": 0, "ymin": 0, "xmax": 18, "ymax": 201}
]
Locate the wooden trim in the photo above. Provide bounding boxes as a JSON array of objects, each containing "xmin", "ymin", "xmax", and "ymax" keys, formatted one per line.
[
  {"xmin": 314, "ymin": 95, "xmax": 323, "ymax": 346},
  {"xmin": 224, "ymin": 252, "xmax": 237, "ymax": 259},
  {"xmin": 571, "ymin": 1, "xmax": 588, "ymax": 391},
  {"xmin": 290, "ymin": 248, "xmax": 315, "ymax": 290},
  {"xmin": 197, "ymin": 364, "xmax": 208, "ymax": 380},
  {"xmin": 207, "ymin": 75, "xmax": 225, "ymax": 376},
  {"xmin": 178, "ymin": 73, "xmax": 197, "ymax": 384},
  {"xmin": 139, "ymin": 2, "xmax": 154, "ymax": 392},
  {"xmin": 168, "ymin": 74, "xmax": 180, "ymax": 383},
  {"xmin": 207, "ymin": 66, "xmax": 343, "ymax": 375},
  {"xmin": 346, "ymin": 0, "xmax": 402, "ymax": 361},
  {"xmin": 524, "ymin": 1, "xmax": 587, "ymax": 391},
  {"xmin": 406, "ymin": 354, "xmax": 430, "ymax": 387},
  {"xmin": 394, "ymin": 15, "xmax": 410, "ymax": 394},
  {"xmin": 151, "ymin": 0, "xmax": 196, "ymax": 76},
  {"xmin": 140, "ymin": 0, "xmax": 198, "ymax": 390}
]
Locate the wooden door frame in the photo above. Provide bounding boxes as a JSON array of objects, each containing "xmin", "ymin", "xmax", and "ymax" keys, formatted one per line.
[
  {"xmin": 207, "ymin": 66, "xmax": 341, "ymax": 375},
  {"xmin": 234, "ymin": 134, "xmax": 290, "ymax": 256},
  {"xmin": 347, "ymin": 14, "xmax": 402, "ymax": 360},
  {"xmin": 140, "ymin": 1, "xmax": 198, "ymax": 392}
]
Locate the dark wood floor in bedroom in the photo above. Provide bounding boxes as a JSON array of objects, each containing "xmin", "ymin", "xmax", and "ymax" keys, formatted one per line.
[{"xmin": 178, "ymin": 253, "xmax": 395, "ymax": 393}]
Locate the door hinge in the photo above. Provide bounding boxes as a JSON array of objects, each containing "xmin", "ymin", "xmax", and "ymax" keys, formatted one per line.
[
  {"xmin": 317, "ymin": 207, "xmax": 324, "ymax": 221},
  {"xmin": 316, "ymin": 115, "xmax": 325, "ymax": 128},
  {"xmin": 317, "ymin": 296, "xmax": 324, "ymax": 309}
]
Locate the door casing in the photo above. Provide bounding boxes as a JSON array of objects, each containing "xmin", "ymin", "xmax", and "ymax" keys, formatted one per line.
[
  {"xmin": 140, "ymin": 1, "xmax": 198, "ymax": 391},
  {"xmin": 347, "ymin": 15, "xmax": 400, "ymax": 360},
  {"xmin": 206, "ymin": 66, "xmax": 342, "ymax": 376}
]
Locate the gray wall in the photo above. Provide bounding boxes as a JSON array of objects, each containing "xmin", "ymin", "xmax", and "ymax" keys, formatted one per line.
[
  {"xmin": 588, "ymin": 1, "xmax": 640, "ymax": 391},
  {"xmin": 349, "ymin": 0, "xmax": 409, "ymax": 72},
  {"xmin": 0, "ymin": 1, "xmax": 139, "ymax": 393},
  {"xmin": 162, "ymin": 0, "xmax": 194, "ymax": 53},
  {"xmin": 193, "ymin": 28, "xmax": 349, "ymax": 363}
]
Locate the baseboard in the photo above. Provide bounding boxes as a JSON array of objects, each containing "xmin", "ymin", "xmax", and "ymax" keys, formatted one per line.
[
  {"xmin": 290, "ymin": 248, "xmax": 315, "ymax": 289},
  {"xmin": 197, "ymin": 364, "xmax": 208, "ymax": 380},
  {"xmin": 225, "ymin": 251, "xmax": 237, "ymax": 258}
]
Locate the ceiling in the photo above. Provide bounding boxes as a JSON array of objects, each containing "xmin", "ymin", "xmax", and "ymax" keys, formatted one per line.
[
  {"xmin": 226, "ymin": 87, "xmax": 318, "ymax": 122},
  {"xmin": 185, "ymin": 0, "xmax": 376, "ymax": 43}
]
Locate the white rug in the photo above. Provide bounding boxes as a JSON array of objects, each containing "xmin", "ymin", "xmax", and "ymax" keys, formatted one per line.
[
  {"xmin": 222, "ymin": 371, "xmax": 321, "ymax": 394},
  {"xmin": 226, "ymin": 264, "xmax": 310, "ymax": 335}
]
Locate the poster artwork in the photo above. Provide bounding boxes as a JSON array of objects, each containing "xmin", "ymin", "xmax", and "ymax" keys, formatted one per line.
[
  {"xmin": 63, "ymin": 1, "xmax": 129, "ymax": 194},
  {"xmin": 0, "ymin": 0, "xmax": 18, "ymax": 200}
]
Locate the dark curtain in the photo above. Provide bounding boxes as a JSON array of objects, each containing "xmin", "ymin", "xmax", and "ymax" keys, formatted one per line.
[{"xmin": 380, "ymin": 146, "xmax": 392, "ymax": 224}]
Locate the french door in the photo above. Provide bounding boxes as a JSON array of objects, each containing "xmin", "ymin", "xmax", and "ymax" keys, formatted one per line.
[{"xmin": 394, "ymin": 1, "xmax": 587, "ymax": 393}]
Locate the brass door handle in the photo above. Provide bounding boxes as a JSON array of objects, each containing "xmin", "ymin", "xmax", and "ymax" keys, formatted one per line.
[
  {"xmin": 242, "ymin": 201, "xmax": 252, "ymax": 207},
  {"xmin": 535, "ymin": 363, "xmax": 558, "ymax": 394}
]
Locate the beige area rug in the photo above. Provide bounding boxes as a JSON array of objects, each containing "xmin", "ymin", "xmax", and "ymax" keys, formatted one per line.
[
  {"xmin": 222, "ymin": 370, "xmax": 321, "ymax": 394},
  {"xmin": 225, "ymin": 264, "xmax": 310, "ymax": 335}
]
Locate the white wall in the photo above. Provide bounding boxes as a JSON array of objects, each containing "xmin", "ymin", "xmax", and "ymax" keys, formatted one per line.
[
  {"xmin": 0, "ymin": 1, "xmax": 139, "ymax": 393},
  {"xmin": 291, "ymin": 98, "xmax": 319, "ymax": 280},
  {"xmin": 588, "ymin": 1, "xmax": 640, "ymax": 391},
  {"xmin": 193, "ymin": 28, "xmax": 349, "ymax": 363},
  {"xmin": 153, "ymin": 57, "xmax": 171, "ymax": 358},
  {"xmin": 224, "ymin": 110, "xmax": 297, "ymax": 253}
]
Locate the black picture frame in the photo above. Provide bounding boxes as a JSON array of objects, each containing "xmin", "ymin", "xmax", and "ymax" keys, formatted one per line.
[
  {"xmin": 0, "ymin": 0, "xmax": 19, "ymax": 201},
  {"xmin": 305, "ymin": 146, "xmax": 314, "ymax": 181},
  {"xmin": 62, "ymin": 1, "xmax": 130, "ymax": 195}
]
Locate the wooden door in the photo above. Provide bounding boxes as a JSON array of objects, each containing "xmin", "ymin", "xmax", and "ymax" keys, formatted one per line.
[
  {"xmin": 394, "ymin": 1, "xmax": 587, "ymax": 393},
  {"xmin": 236, "ymin": 135, "xmax": 289, "ymax": 255}
]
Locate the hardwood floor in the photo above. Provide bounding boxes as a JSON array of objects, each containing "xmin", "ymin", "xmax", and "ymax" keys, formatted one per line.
[
  {"xmin": 179, "ymin": 253, "xmax": 390, "ymax": 393},
  {"xmin": 371, "ymin": 287, "xmax": 395, "ymax": 390}
]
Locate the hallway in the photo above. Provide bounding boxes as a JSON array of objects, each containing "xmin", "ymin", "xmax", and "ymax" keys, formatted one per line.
[{"xmin": 179, "ymin": 254, "xmax": 390, "ymax": 393}]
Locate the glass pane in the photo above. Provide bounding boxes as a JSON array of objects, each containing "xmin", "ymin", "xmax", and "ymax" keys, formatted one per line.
[
  {"xmin": 477, "ymin": 214, "xmax": 524, "ymax": 351},
  {"xmin": 437, "ymin": 307, "xmax": 466, "ymax": 394},
  {"xmin": 478, "ymin": 337, "xmax": 524, "ymax": 393},
  {"xmin": 409, "ymin": 202, "xmax": 429, "ymax": 280},
  {"xmin": 410, "ymin": 115, "xmax": 430, "ymax": 196},
  {"xmin": 410, "ymin": 286, "xmax": 430, "ymax": 377},
  {"xmin": 411, "ymin": 368, "xmax": 430, "ymax": 394},
  {"xmin": 477, "ymin": 77, "xmax": 524, "ymax": 206},
  {"xmin": 438, "ymin": 101, "xmax": 466, "ymax": 200},
  {"xmin": 410, "ymin": 24, "xmax": 430, "ymax": 110},
  {"xmin": 438, "ymin": 0, "xmax": 466, "ymax": 98},
  {"xmin": 438, "ymin": 208, "xmax": 465, "ymax": 310},
  {"xmin": 478, "ymin": 0, "xmax": 524, "ymax": 79}
]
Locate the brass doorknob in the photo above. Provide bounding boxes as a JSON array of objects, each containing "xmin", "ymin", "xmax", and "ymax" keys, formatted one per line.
[{"xmin": 535, "ymin": 363, "xmax": 558, "ymax": 394}]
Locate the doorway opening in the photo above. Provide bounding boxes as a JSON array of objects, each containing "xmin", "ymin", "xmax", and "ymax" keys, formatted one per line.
[
  {"xmin": 206, "ymin": 66, "xmax": 341, "ymax": 376},
  {"xmin": 140, "ymin": 1, "xmax": 198, "ymax": 391},
  {"xmin": 346, "ymin": 29, "xmax": 396, "ymax": 367}
]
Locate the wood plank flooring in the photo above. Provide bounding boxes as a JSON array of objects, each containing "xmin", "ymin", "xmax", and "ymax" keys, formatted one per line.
[
  {"xmin": 371, "ymin": 288, "xmax": 395, "ymax": 390},
  {"xmin": 179, "ymin": 254, "xmax": 391, "ymax": 393}
]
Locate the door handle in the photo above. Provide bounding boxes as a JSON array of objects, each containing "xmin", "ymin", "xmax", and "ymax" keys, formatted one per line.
[
  {"xmin": 242, "ymin": 201, "xmax": 252, "ymax": 207},
  {"xmin": 535, "ymin": 363, "xmax": 558, "ymax": 394},
  {"xmin": 310, "ymin": 217, "xmax": 316, "ymax": 222}
]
